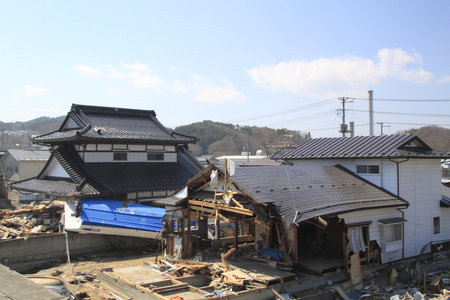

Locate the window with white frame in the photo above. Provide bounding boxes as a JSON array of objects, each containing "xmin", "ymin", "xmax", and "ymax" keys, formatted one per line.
[
  {"xmin": 356, "ymin": 164, "xmax": 380, "ymax": 174},
  {"xmin": 385, "ymin": 223, "xmax": 402, "ymax": 243}
]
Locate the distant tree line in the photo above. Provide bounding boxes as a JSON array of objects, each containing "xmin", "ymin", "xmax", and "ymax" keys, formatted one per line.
[{"xmin": 174, "ymin": 121, "xmax": 310, "ymax": 156}]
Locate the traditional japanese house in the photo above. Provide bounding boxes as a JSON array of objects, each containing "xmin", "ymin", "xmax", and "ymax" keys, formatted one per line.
[{"xmin": 11, "ymin": 104, "xmax": 203, "ymax": 237}]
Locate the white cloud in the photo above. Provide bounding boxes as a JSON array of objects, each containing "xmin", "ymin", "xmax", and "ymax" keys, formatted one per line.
[
  {"xmin": 129, "ymin": 72, "xmax": 165, "ymax": 88},
  {"xmin": 122, "ymin": 62, "xmax": 151, "ymax": 73},
  {"xmin": 73, "ymin": 65, "xmax": 105, "ymax": 77},
  {"xmin": 438, "ymin": 75, "xmax": 450, "ymax": 83},
  {"xmin": 106, "ymin": 89, "xmax": 119, "ymax": 95},
  {"xmin": 247, "ymin": 48, "xmax": 434, "ymax": 97},
  {"xmin": 172, "ymin": 80, "xmax": 190, "ymax": 94},
  {"xmin": 74, "ymin": 62, "xmax": 165, "ymax": 89},
  {"xmin": 193, "ymin": 76, "xmax": 247, "ymax": 103},
  {"xmin": 10, "ymin": 85, "xmax": 48, "ymax": 96},
  {"xmin": 73, "ymin": 62, "xmax": 246, "ymax": 103}
]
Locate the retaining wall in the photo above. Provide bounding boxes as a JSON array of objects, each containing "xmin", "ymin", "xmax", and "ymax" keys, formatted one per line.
[{"xmin": 0, "ymin": 232, "xmax": 154, "ymax": 272}]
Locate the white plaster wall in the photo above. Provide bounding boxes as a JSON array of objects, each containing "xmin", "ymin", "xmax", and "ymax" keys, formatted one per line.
[
  {"xmin": 45, "ymin": 158, "xmax": 71, "ymax": 178},
  {"xmin": 398, "ymin": 159, "xmax": 443, "ymax": 258},
  {"xmin": 1, "ymin": 154, "xmax": 18, "ymax": 180},
  {"xmin": 83, "ymin": 151, "xmax": 177, "ymax": 163}
]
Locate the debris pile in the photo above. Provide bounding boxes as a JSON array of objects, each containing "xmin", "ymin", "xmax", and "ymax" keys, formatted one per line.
[{"xmin": 0, "ymin": 202, "xmax": 63, "ymax": 239}]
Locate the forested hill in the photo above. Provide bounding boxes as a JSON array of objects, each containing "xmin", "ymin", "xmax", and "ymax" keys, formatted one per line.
[
  {"xmin": 0, "ymin": 116, "xmax": 65, "ymax": 133},
  {"xmin": 399, "ymin": 126, "xmax": 450, "ymax": 154},
  {"xmin": 174, "ymin": 121, "xmax": 310, "ymax": 156}
]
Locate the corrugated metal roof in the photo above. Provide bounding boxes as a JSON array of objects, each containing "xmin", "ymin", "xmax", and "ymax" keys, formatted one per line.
[
  {"xmin": 3, "ymin": 149, "xmax": 50, "ymax": 161},
  {"xmin": 271, "ymin": 134, "xmax": 449, "ymax": 160},
  {"xmin": 231, "ymin": 165, "xmax": 408, "ymax": 228},
  {"xmin": 32, "ymin": 104, "xmax": 198, "ymax": 144}
]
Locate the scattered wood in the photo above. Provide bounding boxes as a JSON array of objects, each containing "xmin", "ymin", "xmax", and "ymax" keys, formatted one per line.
[{"xmin": 0, "ymin": 203, "xmax": 63, "ymax": 239}]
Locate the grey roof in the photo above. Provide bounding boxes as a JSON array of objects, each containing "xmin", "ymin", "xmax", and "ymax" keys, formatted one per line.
[
  {"xmin": 3, "ymin": 150, "xmax": 50, "ymax": 161},
  {"xmin": 11, "ymin": 145, "xmax": 203, "ymax": 198},
  {"xmin": 32, "ymin": 104, "xmax": 198, "ymax": 144},
  {"xmin": 271, "ymin": 134, "xmax": 449, "ymax": 160},
  {"xmin": 231, "ymin": 165, "xmax": 408, "ymax": 228},
  {"xmin": 240, "ymin": 157, "xmax": 282, "ymax": 167}
]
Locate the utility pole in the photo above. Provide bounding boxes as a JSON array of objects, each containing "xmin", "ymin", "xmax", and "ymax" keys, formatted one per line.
[
  {"xmin": 1, "ymin": 129, "xmax": 5, "ymax": 151},
  {"xmin": 338, "ymin": 97, "xmax": 353, "ymax": 137},
  {"xmin": 377, "ymin": 122, "xmax": 390, "ymax": 135},
  {"xmin": 246, "ymin": 131, "xmax": 250, "ymax": 162}
]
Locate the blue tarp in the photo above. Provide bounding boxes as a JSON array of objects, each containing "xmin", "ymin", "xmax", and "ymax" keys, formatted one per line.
[
  {"xmin": 259, "ymin": 248, "xmax": 284, "ymax": 261},
  {"xmin": 80, "ymin": 199, "xmax": 165, "ymax": 232}
]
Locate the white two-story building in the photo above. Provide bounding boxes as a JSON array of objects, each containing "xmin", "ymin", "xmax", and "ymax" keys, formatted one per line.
[{"xmin": 271, "ymin": 134, "xmax": 450, "ymax": 263}]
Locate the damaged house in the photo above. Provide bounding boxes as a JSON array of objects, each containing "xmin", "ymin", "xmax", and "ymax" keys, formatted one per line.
[
  {"xmin": 271, "ymin": 134, "xmax": 450, "ymax": 265},
  {"xmin": 10, "ymin": 104, "xmax": 203, "ymax": 238},
  {"xmin": 166, "ymin": 160, "xmax": 409, "ymax": 275}
]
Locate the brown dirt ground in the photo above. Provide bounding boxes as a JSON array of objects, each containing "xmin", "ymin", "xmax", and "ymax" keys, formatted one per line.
[{"xmin": 24, "ymin": 248, "xmax": 160, "ymax": 300}]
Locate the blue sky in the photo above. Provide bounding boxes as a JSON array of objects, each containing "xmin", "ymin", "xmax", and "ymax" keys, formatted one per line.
[{"xmin": 1, "ymin": 1, "xmax": 449, "ymax": 138}]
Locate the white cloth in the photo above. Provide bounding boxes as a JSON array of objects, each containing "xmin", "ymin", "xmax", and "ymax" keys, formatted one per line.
[{"xmin": 348, "ymin": 228, "xmax": 366, "ymax": 253}]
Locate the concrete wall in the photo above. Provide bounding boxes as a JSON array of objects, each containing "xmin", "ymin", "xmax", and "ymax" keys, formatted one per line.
[{"xmin": 0, "ymin": 232, "xmax": 154, "ymax": 272}]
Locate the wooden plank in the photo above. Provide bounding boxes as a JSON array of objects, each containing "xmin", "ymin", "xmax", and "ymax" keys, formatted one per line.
[{"xmin": 151, "ymin": 283, "xmax": 189, "ymax": 293}]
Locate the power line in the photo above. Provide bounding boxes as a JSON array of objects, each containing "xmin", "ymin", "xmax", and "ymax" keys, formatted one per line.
[
  {"xmin": 266, "ymin": 110, "xmax": 337, "ymax": 127},
  {"xmin": 389, "ymin": 122, "xmax": 450, "ymax": 127},
  {"xmin": 226, "ymin": 98, "xmax": 336, "ymax": 123},
  {"xmin": 354, "ymin": 98, "xmax": 450, "ymax": 102},
  {"xmin": 348, "ymin": 109, "xmax": 450, "ymax": 118}
]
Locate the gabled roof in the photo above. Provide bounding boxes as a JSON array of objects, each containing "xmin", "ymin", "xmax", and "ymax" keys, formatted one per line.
[
  {"xmin": 32, "ymin": 104, "xmax": 198, "ymax": 145},
  {"xmin": 271, "ymin": 134, "xmax": 449, "ymax": 160},
  {"xmin": 230, "ymin": 165, "xmax": 408, "ymax": 228},
  {"xmin": 11, "ymin": 144, "xmax": 203, "ymax": 198},
  {"xmin": 1, "ymin": 149, "xmax": 50, "ymax": 162}
]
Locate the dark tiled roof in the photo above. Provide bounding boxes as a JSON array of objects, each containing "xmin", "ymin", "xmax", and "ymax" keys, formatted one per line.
[
  {"xmin": 231, "ymin": 165, "xmax": 408, "ymax": 228},
  {"xmin": 11, "ymin": 144, "xmax": 203, "ymax": 198},
  {"xmin": 32, "ymin": 104, "xmax": 198, "ymax": 144},
  {"xmin": 271, "ymin": 134, "xmax": 449, "ymax": 160}
]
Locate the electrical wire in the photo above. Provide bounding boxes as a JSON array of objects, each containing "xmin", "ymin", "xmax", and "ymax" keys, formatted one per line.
[
  {"xmin": 226, "ymin": 98, "xmax": 336, "ymax": 123},
  {"xmin": 348, "ymin": 109, "xmax": 450, "ymax": 118},
  {"xmin": 354, "ymin": 98, "xmax": 450, "ymax": 102}
]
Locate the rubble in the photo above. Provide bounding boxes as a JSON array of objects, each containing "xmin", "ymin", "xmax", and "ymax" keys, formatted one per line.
[{"xmin": 0, "ymin": 201, "xmax": 63, "ymax": 239}]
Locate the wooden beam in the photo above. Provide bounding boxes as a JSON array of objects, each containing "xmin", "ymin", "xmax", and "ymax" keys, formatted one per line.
[
  {"xmin": 190, "ymin": 205, "xmax": 214, "ymax": 214},
  {"xmin": 188, "ymin": 200, "xmax": 254, "ymax": 216},
  {"xmin": 221, "ymin": 247, "xmax": 236, "ymax": 270}
]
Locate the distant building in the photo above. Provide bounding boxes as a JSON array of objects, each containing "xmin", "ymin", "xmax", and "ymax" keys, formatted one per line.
[{"xmin": 0, "ymin": 149, "xmax": 50, "ymax": 203}]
